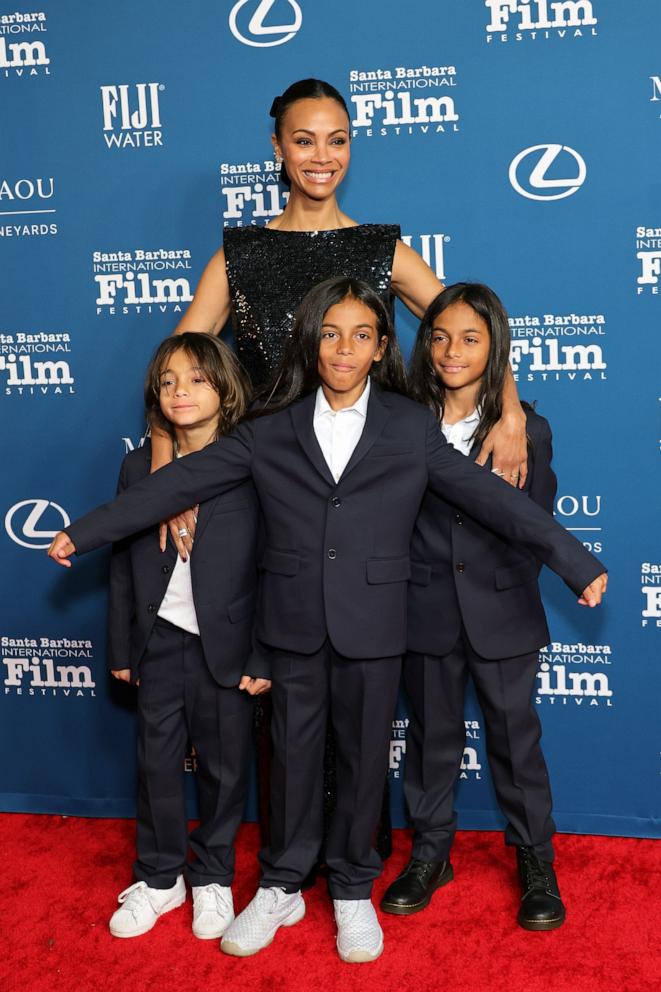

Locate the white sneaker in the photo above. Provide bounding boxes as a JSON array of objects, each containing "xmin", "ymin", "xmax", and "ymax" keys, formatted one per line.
[
  {"xmin": 334, "ymin": 898, "xmax": 384, "ymax": 963},
  {"xmin": 109, "ymin": 876, "xmax": 186, "ymax": 938},
  {"xmin": 192, "ymin": 883, "xmax": 234, "ymax": 939},
  {"xmin": 220, "ymin": 887, "xmax": 305, "ymax": 957}
]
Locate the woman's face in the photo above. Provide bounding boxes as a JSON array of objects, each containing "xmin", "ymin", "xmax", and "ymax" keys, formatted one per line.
[{"xmin": 273, "ymin": 97, "xmax": 350, "ymax": 202}]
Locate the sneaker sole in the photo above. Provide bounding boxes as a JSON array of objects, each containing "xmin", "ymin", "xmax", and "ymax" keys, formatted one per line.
[
  {"xmin": 192, "ymin": 914, "xmax": 234, "ymax": 940},
  {"xmin": 338, "ymin": 941, "xmax": 384, "ymax": 964},
  {"xmin": 220, "ymin": 900, "xmax": 306, "ymax": 957},
  {"xmin": 380, "ymin": 863, "xmax": 454, "ymax": 916},
  {"xmin": 109, "ymin": 891, "xmax": 187, "ymax": 938}
]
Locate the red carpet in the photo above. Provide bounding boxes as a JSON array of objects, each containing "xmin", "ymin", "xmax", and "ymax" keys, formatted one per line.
[{"xmin": 0, "ymin": 815, "xmax": 658, "ymax": 992}]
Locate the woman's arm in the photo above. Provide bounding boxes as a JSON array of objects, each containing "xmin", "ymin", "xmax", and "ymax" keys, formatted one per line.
[
  {"xmin": 391, "ymin": 239, "xmax": 444, "ymax": 317},
  {"xmin": 175, "ymin": 248, "xmax": 232, "ymax": 335}
]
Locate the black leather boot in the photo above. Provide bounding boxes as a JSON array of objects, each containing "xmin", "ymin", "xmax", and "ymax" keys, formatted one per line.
[
  {"xmin": 380, "ymin": 858, "xmax": 454, "ymax": 915},
  {"xmin": 516, "ymin": 846, "xmax": 566, "ymax": 930}
]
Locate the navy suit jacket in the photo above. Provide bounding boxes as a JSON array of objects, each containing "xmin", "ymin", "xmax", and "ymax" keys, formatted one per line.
[
  {"xmin": 107, "ymin": 442, "xmax": 262, "ymax": 686},
  {"xmin": 68, "ymin": 387, "xmax": 605, "ymax": 661},
  {"xmin": 408, "ymin": 409, "xmax": 558, "ymax": 660}
]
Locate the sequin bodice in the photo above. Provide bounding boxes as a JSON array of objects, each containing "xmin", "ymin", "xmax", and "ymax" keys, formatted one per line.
[{"xmin": 223, "ymin": 223, "xmax": 400, "ymax": 388}]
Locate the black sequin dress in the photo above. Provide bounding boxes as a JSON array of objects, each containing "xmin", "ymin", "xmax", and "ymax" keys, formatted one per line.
[
  {"xmin": 223, "ymin": 223, "xmax": 401, "ymax": 389},
  {"xmin": 223, "ymin": 222, "xmax": 399, "ymax": 863}
]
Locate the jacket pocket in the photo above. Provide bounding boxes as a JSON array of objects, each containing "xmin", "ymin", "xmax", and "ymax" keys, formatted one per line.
[
  {"xmin": 260, "ymin": 548, "xmax": 301, "ymax": 577},
  {"xmin": 494, "ymin": 559, "xmax": 539, "ymax": 590},
  {"xmin": 369, "ymin": 445, "xmax": 415, "ymax": 457},
  {"xmin": 366, "ymin": 555, "xmax": 411, "ymax": 584},
  {"xmin": 410, "ymin": 561, "xmax": 432, "ymax": 586},
  {"xmin": 227, "ymin": 590, "xmax": 257, "ymax": 623}
]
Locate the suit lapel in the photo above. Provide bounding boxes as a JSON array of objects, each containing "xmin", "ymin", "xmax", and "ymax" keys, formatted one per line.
[
  {"xmin": 192, "ymin": 497, "xmax": 214, "ymax": 545},
  {"xmin": 340, "ymin": 384, "xmax": 390, "ymax": 481},
  {"xmin": 290, "ymin": 392, "xmax": 336, "ymax": 488}
]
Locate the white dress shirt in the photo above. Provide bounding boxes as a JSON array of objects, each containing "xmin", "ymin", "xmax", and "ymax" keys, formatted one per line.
[
  {"xmin": 441, "ymin": 407, "xmax": 480, "ymax": 458},
  {"xmin": 157, "ymin": 452, "xmax": 200, "ymax": 635},
  {"xmin": 313, "ymin": 378, "xmax": 370, "ymax": 482}
]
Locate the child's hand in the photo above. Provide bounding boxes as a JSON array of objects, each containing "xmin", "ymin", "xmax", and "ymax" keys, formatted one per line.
[
  {"xmin": 47, "ymin": 531, "xmax": 76, "ymax": 567},
  {"xmin": 238, "ymin": 675, "xmax": 272, "ymax": 696},
  {"xmin": 111, "ymin": 669, "xmax": 133, "ymax": 683},
  {"xmin": 578, "ymin": 573, "xmax": 608, "ymax": 607}
]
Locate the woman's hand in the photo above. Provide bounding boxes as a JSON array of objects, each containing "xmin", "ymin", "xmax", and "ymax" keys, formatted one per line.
[
  {"xmin": 161, "ymin": 506, "xmax": 198, "ymax": 559},
  {"xmin": 47, "ymin": 531, "xmax": 76, "ymax": 567},
  {"xmin": 238, "ymin": 675, "xmax": 272, "ymax": 696},
  {"xmin": 475, "ymin": 407, "xmax": 529, "ymax": 488},
  {"xmin": 578, "ymin": 573, "xmax": 608, "ymax": 607}
]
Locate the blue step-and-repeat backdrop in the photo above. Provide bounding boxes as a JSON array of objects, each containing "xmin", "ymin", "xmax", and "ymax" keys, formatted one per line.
[{"xmin": 1, "ymin": 1, "xmax": 659, "ymax": 838}]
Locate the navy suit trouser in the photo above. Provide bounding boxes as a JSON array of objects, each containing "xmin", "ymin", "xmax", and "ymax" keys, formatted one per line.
[
  {"xmin": 134, "ymin": 617, "xmax": 254, "ymax": 889},
  {"xmin": 404, "ymin": 631, "xmax": 555, "ymax": 864},
  {"xmin": 259, "ymin": 642, "xmax": 401, "ymax": 900}
]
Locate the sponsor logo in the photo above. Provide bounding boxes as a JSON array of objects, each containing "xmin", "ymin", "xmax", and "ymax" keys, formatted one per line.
[
  {"xmin": 401, "ymin": 232, "xmax": 449, "ymax": 282},
  {"xmin": 509, "ymin": 312, "xmax": 607, "ymax": 382},
  {"xmin": 641, "ymin": 562, "xmax": 661, "ymax": 628},
  {"xmin": 485, "ymin": 0, "xmax": 598, "ymax": 44},
  {"xmin": 460, "ymin": 720, "xmax": 482, "ymax": 780},
  {"xmin": 100, "ymin": 83, "xmax": 164, "ymax": 149},
  {"xmin": 93, "ymin": 247, "xmax": 193, "ymax": 315},
  {"xmin": 0, "ymin": 9, "xmax": 50, "ymax": 76},
  {"xmin": 635, "ymin": 226, "xmax": 661, "ymax": 295},
  {"xmin": 348, "ymin": 63, "xmax": 459, "ymax": 139},
  {"xmin": 2, "ymin": 635, "xmax": 95, "ymax": 697},
  {"xmin": 536, "ymin": 642, "xmax": 613, "ymax": 707},
  {"xmin": 390, "ymin": 717, "xmax": 408, "ymax": 777},
  {"xmin": 229, "ymin": 0, "xmax": 302, "ymax": 47},
  {"xmin": 5, "ymin": 498, "xmax": 69, "ymax": 549},
  {"xmin": 0, "ymin": 331, "xmax": 74, "ymax": 396},
  {"xmin": 509, "ymin": 144, "xmax": 586, "ymax": 201},
  {"xmin": 0, "ymin": 175, "xmax": 57, "ymax": 239},
  {"xmin": 651, "ymin": 75, "xmax": 661, "ymax": 119},
  {"xmin": 220, "ymin": 158, "xmax": 287, "ymax": 227},
  {"xmin": 122, "ymin": 433, "xmax": 148, "ymax": 455},
  {"xmin": 554, "ymin": 495, "xmax": 602, "ymax": 554}
]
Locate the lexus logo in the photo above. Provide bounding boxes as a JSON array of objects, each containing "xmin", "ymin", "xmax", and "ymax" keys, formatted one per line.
[
  {"xmin": 5, "ymin": 499, "xmax": 70, "ymax": 549},
  {"xmin": 509, "ymin": 144, "xmax": 587, "ymax": 201},
  {"xmin": 229, "ymin": 0, "xmax": 302, "ymax": 47}
]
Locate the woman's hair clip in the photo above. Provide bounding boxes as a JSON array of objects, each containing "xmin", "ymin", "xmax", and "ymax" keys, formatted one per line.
[{"xmin": 269, "ymin": 95, "xmax": 281, "ymax": 118}]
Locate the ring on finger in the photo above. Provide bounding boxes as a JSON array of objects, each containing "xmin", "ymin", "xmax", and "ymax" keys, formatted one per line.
[
  {"xmin": 491, "ymin": 468, "xmax": 505, "ymax": 478},
  {"xmin": 178, "ymin": 527, "xmax": 189, "ymax": 538}
]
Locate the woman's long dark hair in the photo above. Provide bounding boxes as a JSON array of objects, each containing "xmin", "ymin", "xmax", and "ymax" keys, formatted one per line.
[
  {"xmin": 253, "ymin": 277, "xmax": 408, "ymax": 416},
  {"xmin": 409, "ymin": 283, "xmax": 513, "ymax": 449},
  {"xmin": 145, "ymin": 332, "xmax": 251, "ymax": 440},
  {"xmin": 269, "ymin": 78, "xmax": 350, "ymax": 139}
]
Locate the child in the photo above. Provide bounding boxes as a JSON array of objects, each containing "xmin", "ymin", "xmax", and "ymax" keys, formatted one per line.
[
  {"xmin": 104, "ymin": 333, "xmax": 268, "ymax": 940},
  {"xmin": 48, "ymin": 278, "xmax": 606, "ymax": 962},
  {"xmin": 380, "ymin": 283, "xmax": 572, "ymax": 930}
]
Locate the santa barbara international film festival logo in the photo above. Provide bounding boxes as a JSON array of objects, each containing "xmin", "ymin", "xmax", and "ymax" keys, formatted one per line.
[
  {"xmin": 0, "ymin": 330, "xmax": 74, "ymax": 397},
  {"xmin": 0, "ymin": 175, "xmax": 57, "ymax": 240},
  {"xmin": 508, "ymin": 311, "xmax": 607, "ymax": 383},
  {"xmin": 635, "ymin": 225, "xmax": 661, "ymax": 295},
  {"xmin": 484, "ymin": 0, "xmax": 598, "ymax": 44},
  {"xmin": 641, "ymin": 562, "xmax": 661, "ymax": 629},
  {"xmin": 3, "ymin": 635, "xmax": 96, "ymax": 698},
  {"xmin": 229, "ymin": 0, "xmax": 302, "ymax": 48},
  {"xmin": 0, "ymin": 9, "xmax": 49, "ymax": 77},
  {"xmin": 348, "ymin": 62, "xmax": 459, "ymax": 139},
  {"xmin": 389, "ymin": 718, "xmax": 483, "ymax": 780},
  {"xmin": 536, "ymin": 642, "xmax": 614, "ymax": 709},
  {"xmin": 509, "ymin": 145, "xmax": 586, "ymax": 201},
  {"xmin": 100, "ymin": 82, "xmax": 165, "ymax": 149},
  {"xmin": 93, "ymin": 247, "xmax": 193, "ymax": 316}
]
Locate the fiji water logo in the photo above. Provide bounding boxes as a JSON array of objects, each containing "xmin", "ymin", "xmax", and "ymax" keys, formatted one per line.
[
  {"xmin": 485, "ymin": 0, "xmax": 598, "ymax": 42},
  {"xmin": 100, "ymin": 83, "xmax": 164, "ymax": 149}
]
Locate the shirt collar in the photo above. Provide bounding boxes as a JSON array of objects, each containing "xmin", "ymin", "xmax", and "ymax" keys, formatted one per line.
[
  {"xmin": 315, "ymin": 377, "xmax": 371, "ymax": 418},
  {"xmin": 443, "ymin": 405, "xmax": 480, "ymax": 430}
]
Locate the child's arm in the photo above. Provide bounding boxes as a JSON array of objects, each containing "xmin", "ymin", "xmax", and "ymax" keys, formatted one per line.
[
  {"xmin": 424, "ymin": 410, "xmax": 606, "ymax": 603},
  {"xmin": 48, "ymin": 423, "xmax": 254, "ymax": 565}
]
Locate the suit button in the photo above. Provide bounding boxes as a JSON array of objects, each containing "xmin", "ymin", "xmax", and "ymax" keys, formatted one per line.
[
  {"xmin": 456, "ymin": 562, "xmax": 465, "ymax": 573},
  {"xmin": 327, "ymin": 549, "xmax": 337, "ymax": 560},
  {"xmin": 147, "ymin": 603, "xmax": 157, "ymax": 613},
  {"xmin": 455, "ymin": 513, "xmax": 463, "ymax": 525},
  {"xmin": 161, "ymin": 565, "xmax": 170, "ymax": 574},
  {"xmin": 331, "ymin": 496, "xmax": 342, "ymax": 508}
]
